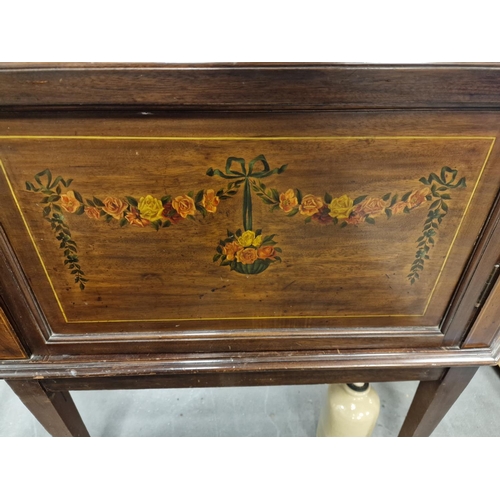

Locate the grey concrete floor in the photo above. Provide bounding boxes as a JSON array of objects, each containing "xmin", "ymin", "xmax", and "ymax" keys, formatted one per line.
[{"xmin": 0, "ymin": 366, "xmax": 499, "ymax": 437}]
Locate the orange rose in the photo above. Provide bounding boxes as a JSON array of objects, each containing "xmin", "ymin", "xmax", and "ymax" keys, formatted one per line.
[
  {"xmin": 202, "ymin": 189, "xmax": 220, "ymax": 214},
  {"xmin": 84, "ymin": 206, "xmax": 101, "ymax": 219},
  {"xmin": 60, "ymin": 191, "xmax": 80, "ymax": 213},
  {"xmin": 172, "ymin": 195, "xmax": 196, "ymax": 218},
  {"xmin": 257, "ymin": 246, "xmax": 276, "ymax": 260},
  {"xmin": 125, "ymin": 207, "xmax": 150, "ymax": 227},
  {"xmin": 236, "ymin": 247, "xmax": 258, "ymax": 265},
  {"xmin": 222, "ymin": 241, "xmax": 243, "ymax": 261},
  {"xmin": 279, "ymin": 189, "xmax": 298, "ymax": 213},
  {"xmin": 356, "ymin": 197, "xmax": 390, "ymax": 218},
  {"xmin": 299, "ymin": 194, "xmax": 324, "ymax": 216},
  {"xmin": 391, "ymin": 201, "xmax": 409, "ymax": 215},
  {"xmin": 103, "ymin": 196, "xmax": 128, "ymax": 219},
  {"xmin": 407, "ymin": 187, "xmax": 431, "ymax": 209}
]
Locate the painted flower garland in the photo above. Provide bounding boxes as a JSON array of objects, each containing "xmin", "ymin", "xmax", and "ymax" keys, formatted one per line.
[{"xmin": 25, "ymin": 159, "xmax": 466, "ymax": 289}]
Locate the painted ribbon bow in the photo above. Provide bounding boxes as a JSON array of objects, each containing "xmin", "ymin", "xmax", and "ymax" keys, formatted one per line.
[{"xmin": 206, "ymin": 155, "xmax": 287, "ymax": 231}]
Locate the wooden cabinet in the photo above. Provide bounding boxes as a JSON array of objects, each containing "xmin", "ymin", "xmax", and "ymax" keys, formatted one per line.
[{"xmin": 1, "ymin": 64, "xmax": 499, "ymax": 436}]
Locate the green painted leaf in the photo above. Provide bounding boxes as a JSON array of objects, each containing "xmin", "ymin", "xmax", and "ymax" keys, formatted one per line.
[
  {"xmin": 403, "ymin": 206, "xmax": 410, "ymax": 214},
  {"xmin": 385, "ymin": 208, "xmax": 392, "ymax": 219},
  {"xmin": 429, "ymin": 200, "xmax": 441, "ymax": 209},
  {"xmin": 42, "ymin": 206, "xmax": 51, "ymax": 217},
  {"xmin": 324, "ymin": 192, "xmax": 333, "ymax": 204},
  {"xmin": 419, "ymin": 177, "xmax": 430, "ymax": 185},
  {"xmin": 382, "ymin": 192, "xmax": 391, "ymax": 201},
  {"xmin": 126, "ymin": 196, "xmax": 138, "ymax": 207},
  {"xmin": 365, "ymin": 216, "xmax": 375, "ymax": 224},
  {"xmin": 304, "ymin": 216, "xmax": 312, "ymax": 224},
  {"xmin": 119, "ymin": 218, "xmax": 128, "ymax": 227},
  {"xmin": 401, "ymin": 191, "xmax": 412, "ymax": 202},
  {"xmin": 213, "ymin": 254, "xmax": 221, "ymax": 262},
  {"xmin": 73, "ymin": 190, "xmax": 83, "ymax": 203},
  {"xmin": 339, "ymin": 221, "xmax": 347, "ymax": 228},
  {"xmin": 75, "ymin": 205, "xmax": 85, "ymax": 215},
  {"xmin": 390, "ymin": 194, "xmax": 398, "ymax": 206},
  {"xmin": 162, "ymin": 220, "xmax": 171, "ymax": 228},
  {"xmin": 440, "ymin": 193, "xmax": 451, "ymax": 199},
  {"xmin": 93, "ymin": 197, "xmax": 105, "ymax": 207},
  {"xmin": 353, "ymin": 195, "xmax": 367, "ymax": 205},
  {"xmin": 296, "ymin": 188, "xmax": 303, "ymax": 204}
]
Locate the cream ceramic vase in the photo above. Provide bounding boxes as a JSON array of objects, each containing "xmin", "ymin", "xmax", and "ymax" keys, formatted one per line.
[{"xmin": 316, "ymin": 383, "xmax": 380, "ymax": 437}]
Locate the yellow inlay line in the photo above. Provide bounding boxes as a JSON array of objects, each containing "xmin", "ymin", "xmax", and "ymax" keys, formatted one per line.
[
  {"xmin": 0, "ymin": 135, "xmax": 496, "ymax": 141},
  {"xmin": 0, "ymin": 159, "xmax": 69, "ymax": 322},
  {"xmin": 0, "ymin": 135, "xmax": 495, "ymax": 324},
  {"xmin": 422, "ymin": 137, "xmax": 497, "ymax": 315}
]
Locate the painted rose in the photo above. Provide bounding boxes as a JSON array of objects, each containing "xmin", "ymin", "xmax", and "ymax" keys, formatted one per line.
[
  {"xmin": 236, "ymin": 247, "xmax": 258, "ymax": 265},
  {"xmin": 257, "ymin": 246, "xmax": 276, "ymax": 260},
  {"xmin": 356, "ymin": 197, "xmax": 390, "ymax": 218},
  {"xmin": 125, "ymin": 207, "xmax": 150, "ymax": 227},
  {"xmin": 223, "ymin": 241, "xmax": 243, "ymax": 261},
  {"xmin": 161, "ymin": 202, "xmax": 182, "ymax": 224},
  {"xmin": 138, "ymin": 195, "xmax": 163, "ymax": 222},
  {"xmin": 103, "ymin": 196, "xmax": 128, "ymax": 219},
  {"xmin": 328, "ymin": 194, "xmax": 354, "ymax": 220},
  {"xmin": 313, "ymin": 205, "xmax": 333, "ymax": 224},
  {"xmin": 407, "ymin": 187, "xmax": 431, "ymax": 209},
  {"xmin": 172, "ymin": 195, "xmax": 196, "ymax": 218},
  {"xmin": 202, "ymin": 189, "xmax": 220, "ymax": 214},
  {"xmin": 279, "ymin": 189, "xmax": 298, "ymax": 213},
  {"xmin": 60, "ymin": 191, "xmax": 80, "ymax": 213},
  {"xmin": 391, "ymin": 201, "xmax": 409, "ymax": 215},
  {"xmin": 237, "ymin": 230, "xmax": 256, "ymax": 247},
  {"xmin": 299, "ymin": 194, "xmax": 324, "ymax": 216},
  {"xmin": 84, "ymin": 206, "xmax": 100, "ymax": 219},
  {"xmin": 346, "ymin": 212, "xmax": 365, "ymax": 225}
]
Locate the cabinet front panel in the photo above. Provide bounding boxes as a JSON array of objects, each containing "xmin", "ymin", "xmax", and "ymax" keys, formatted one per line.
[{"xmin": 0, "ymin": 112, "xmax": 499, "ymax": 352}]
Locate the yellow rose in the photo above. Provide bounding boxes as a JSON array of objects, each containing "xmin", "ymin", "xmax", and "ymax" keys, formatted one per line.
[
  {"xmin": 202, "ymin": 189, "xmax": 220, "ymax": 214},
  {"xmin": 328, "ymin": 194, "xmax": 354, "ymax": 220},
  {"xmin": 236, "ymin": 247, "xmax": 258, "ymax": 265},
  {"xmin": 299, "ymin": 194, "xmax": 324, "ymax": 216},
  {"xmin": 172, "ymin": 195, "xmax": 196, "ymax": 219},
  {"xmin": 252, "ymin": 235, "xmax": 263, "ymax": 248},
  {"xmin": 238, "ymin": 230, "xmax": 256, "ymax": 247},
  {"xmin": 138, "ymin": 195, "xmax": 164, "ymax": 222}
]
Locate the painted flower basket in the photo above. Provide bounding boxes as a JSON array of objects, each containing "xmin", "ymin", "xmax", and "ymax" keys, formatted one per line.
[{"xmin": 214, "ymin": 229, "xmax": 282, "ymax": 275}]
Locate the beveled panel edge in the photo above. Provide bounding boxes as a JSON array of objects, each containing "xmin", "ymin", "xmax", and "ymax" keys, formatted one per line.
[
  {"xmin": 3, "ymin": 64, "xmax": 500, "ymax": 110},
  {"xmin": 0, "ymin": 225, "xmax": 49, "ymax": 355},
  {"xmin": 0, "ymin": 307, "xmax": 27, "ymax": 359},
  {"xmin": 442, "ymin": 185, "xmax": 500, "ymax": 346},
  {"xmin": 0, "ymin": 346, "xmax": 495, "ymax": 381}
]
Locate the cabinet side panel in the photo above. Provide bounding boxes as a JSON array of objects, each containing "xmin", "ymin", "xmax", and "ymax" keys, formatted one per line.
[{"xmin": 0, "ymin": 307, "xmax": 27, "ymax": 359}]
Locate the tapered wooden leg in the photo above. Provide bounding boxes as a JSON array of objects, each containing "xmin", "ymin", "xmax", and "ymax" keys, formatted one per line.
[
  {"xmin": 399, "ymin": 367, "xmax": 478, "ymax": 437},
  {"xmin": 7, "ymin": 380, "xmax": 90, "ymax": 437}
]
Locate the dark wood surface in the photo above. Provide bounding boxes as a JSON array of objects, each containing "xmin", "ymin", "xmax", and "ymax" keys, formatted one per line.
[
  {"xmin": 0, "ymin": 306, "xmax": 26, "ymax": 359},
  {"xmin": 3, "ymin": 64, "xmax": 500, "ymax": 111},
  {"xmin": 0, "ymin": 109, "xmax": 499, "ymax": 355},
  {"xmin": 399, "ymin": 367, "xmax": 478, "ymax": 437},
  {"xmin": 0, "ymin": 64, "xmax": 499, "ymax": 436}
]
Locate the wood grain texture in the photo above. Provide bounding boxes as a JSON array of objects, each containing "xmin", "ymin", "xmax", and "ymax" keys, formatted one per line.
[
  {"xmin": 3, "ymin": 64, "xmax": 500, "ymax": 110},
  {"xmin": 0, "ymin": 306, "xmax": 27, "ymax": 359},
  {"xmin": 1, "ymin": 109, "xmax": 499, "ymax": 355},
  {"xmin": 0, "ymin": 346, "xmax": 494, "ymax": 381},
  {"xmin": 7, "ymin": 380, "xmax": 89, "ymax": 437},
  {"xmin": 398, "ymin": 367, "xmax": 478, "ymax": 437},
  {"xmin": 463, "ymin": 274, "xmax": 500, "ymax": 349}
]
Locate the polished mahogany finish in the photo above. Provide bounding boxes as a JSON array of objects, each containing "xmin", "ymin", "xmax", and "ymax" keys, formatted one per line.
[{"xmin": 0, "ymin": 64, "xmax": 499, "ymax": 437}]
